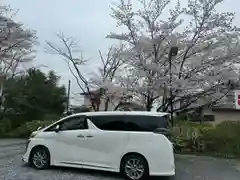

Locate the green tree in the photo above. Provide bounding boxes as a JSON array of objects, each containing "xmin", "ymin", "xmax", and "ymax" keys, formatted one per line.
[{"xmin": 2, "ymin": 68, "xmax": 67, "ymax": 125}]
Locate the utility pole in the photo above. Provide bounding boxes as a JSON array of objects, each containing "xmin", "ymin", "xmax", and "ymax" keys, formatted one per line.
[
  {"xmin": 168, "ymin": 46, "xmax": 178, "ymax": 126},
  {"xmin": 66, "ymin": 80, "xmax": 71, "ymax": 112},
  {"xmin": 0, "ymin": 80, "xmax": 3, "ymax": 112}
]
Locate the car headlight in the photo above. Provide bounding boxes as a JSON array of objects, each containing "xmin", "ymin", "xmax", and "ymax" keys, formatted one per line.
[{"xmin": 29, "ymin": 131, "xmax": 38, "ymax": 138}]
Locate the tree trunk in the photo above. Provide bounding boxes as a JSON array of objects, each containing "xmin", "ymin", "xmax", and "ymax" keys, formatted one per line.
[
  {"xmin": 146, "ymin": 97, "xmax": 153, "ymax": 111},
  {"xmin": 104, "ymin": 97, "xmax": 109, "ymax": 111}
]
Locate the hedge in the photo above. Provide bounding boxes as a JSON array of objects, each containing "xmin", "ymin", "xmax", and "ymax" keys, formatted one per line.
[
  {"xmin": 172, "ymin": 121, "xmax": 240, "ymax": 158},
  {"xmin": 0, "ymin": 114, "xmax": 59, "ymax": 138},
  {"xmin": 5, "ymin": 120, "xmax": 56, "ymax": 138}
]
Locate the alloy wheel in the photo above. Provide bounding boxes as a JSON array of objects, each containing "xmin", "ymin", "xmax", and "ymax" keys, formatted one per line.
[
  {"xmin": 124, "ymin": 158, "xmax": 145, "ymax": 180},
  {"xmin": 32, "ymin": 149, "xmax": 49, "ymax": 169}
]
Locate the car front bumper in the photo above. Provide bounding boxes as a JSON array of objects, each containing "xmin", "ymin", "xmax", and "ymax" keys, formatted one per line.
[
  {"xmin": 22, "ymin": 155, "xmax": 29, "ymax": 163},
  {"xmin": 22, "ymin": 139, "xmax": 31, "ymax": 163}
]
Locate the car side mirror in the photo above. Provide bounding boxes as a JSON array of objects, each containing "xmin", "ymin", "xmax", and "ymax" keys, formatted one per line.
[{"xmin": 54, "ymin": 124, "xmax": 61, "ymax": 133}]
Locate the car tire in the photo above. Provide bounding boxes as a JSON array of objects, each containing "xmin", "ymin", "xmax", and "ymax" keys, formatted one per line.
[
  {"xmin": 30, "ymin": 146, "xmax": 50, "ymax": 169},
  {"xmin": 121, "ymin": 154, "xmax": 149, "ymax": 180}
]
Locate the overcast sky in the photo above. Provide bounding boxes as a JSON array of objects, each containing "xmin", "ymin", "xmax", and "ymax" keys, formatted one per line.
[{"xmin": 3, "ymin": 0, "xmax": 240, "ymax": 105}]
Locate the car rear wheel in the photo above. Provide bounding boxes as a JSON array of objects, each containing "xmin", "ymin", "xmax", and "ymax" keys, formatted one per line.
[
  {"xmin": 31, "ymin": 147, "xmax": 50, "ymax": 169},
  {"xmin": 121, "ymin": 154, "xmax": 149, "ymax": 180}
]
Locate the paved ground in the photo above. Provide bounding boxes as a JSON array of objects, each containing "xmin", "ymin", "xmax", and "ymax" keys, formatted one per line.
[{"xmin": 1, "ymin": 139, "xmax": 240, "ymax": 180}]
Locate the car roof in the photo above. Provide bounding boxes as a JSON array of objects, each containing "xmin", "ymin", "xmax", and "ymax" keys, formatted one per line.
[{"xmin": 67, "ymin": 111, "xmax": 169, "ymax": 118}]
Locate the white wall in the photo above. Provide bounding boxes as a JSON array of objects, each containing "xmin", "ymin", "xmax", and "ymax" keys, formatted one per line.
[
  {"xmin": 151, "ymin": 96, "xmax": 181, "ymax": 112},
  {"xmin": 235, "ymin": 90, "xmax": 240, "ymax": 109},
  {"xmin": 83, "ymin": 96, "xmax": 119, "ymax": 111}
]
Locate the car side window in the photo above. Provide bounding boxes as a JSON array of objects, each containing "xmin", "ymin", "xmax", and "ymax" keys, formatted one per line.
[
  {"xmin": 86, "ymin": 114, "xmax": 169, "ymax": 132},
  {"xmin": 89, "ymin": 115, "xmax": 126, "ymax": 131},
  {"xmin": 60, "ymin": 116, "xmax": 87, "ymax": 131},
  {"xmin": 125, "ymin": 115, "xmax": 169, "ymax": 132},
  {"xmin": 45, "ymin": 116, "xmax": 87, "ymax": 131}
]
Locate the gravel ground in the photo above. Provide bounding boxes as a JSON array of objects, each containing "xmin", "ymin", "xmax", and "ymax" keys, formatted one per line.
[{"xmin": 1, "ymin": 139, "xmax": 240, "ymax": 180}]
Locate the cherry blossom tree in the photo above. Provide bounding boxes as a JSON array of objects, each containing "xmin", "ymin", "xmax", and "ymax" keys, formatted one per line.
[
  {"xmin": 46, "ymin": 33, "xmax": 125, "ymax": 111},
  {"xmin": 108, "ymin": 0, "xmax": 240, "ymax": 112},
  {"xmin": 0, "ymin": 5, "xmax": 37, "ymax": 77},
  {"xmin": 90, "ymin": 45, "xmax": 126, "ymax": 111},
  {"xmin": 0, "ymin": 5, "xmax": 37, "ymax": 110}
]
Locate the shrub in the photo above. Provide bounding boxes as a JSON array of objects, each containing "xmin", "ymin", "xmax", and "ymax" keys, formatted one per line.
[
  {"xmin": 0, "ymin": 113, "xmax": 60, "ymax": 138},
  {"xmin": 172, "ymin": 121, "xmax": 209, "ymax": 153},
  {"xmin": 201, "ymin": 121, "xmax": 240, "ymax": 157},
  {"xmin": 0, "ymin": 119, "xmax": 13, "ymax": 137},
  {"xmin": 6, "ymin": 119, "xmax": 55, "ymax": 138},
  {"xmin": 172, "ymin": 121, "xmax": 240, "ymax": 158}
]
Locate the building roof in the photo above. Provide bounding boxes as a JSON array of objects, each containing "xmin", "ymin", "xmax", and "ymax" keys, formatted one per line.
[
  {"xmin": 212, "ymin": 90, "xmax": 235, "ymax": 109},
  {"xmin": 116, "ymin": 102, "xmax": 145, "ymax": 111},
  {"xmin": 80, "ymin": 89, "xmax": 99, "ymax": 96},
  {"xmin": 69, "ymin": 105, "xmax": 90, "ymax": 112},
  {"xmin": 181, "ymin": 90, "xmax": 237, "ymax": 111},
  {"xmin": 211, "ymin": 107, "xmax": 240, "ymax": 111}
]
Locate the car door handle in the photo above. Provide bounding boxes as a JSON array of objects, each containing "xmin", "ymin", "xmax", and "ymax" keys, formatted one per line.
[
  {"xmin": 86, "ymin": 135, "xmax": 94, "ymax": 138},
  {"xmin": 77, "ymin": 134, "xmax": 85, "ymax": 138}
]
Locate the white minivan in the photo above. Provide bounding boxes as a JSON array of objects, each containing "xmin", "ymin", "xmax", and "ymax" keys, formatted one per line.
[{"xmin": 22, "ymin": 111, "xmax": 175, "ymax": 180}]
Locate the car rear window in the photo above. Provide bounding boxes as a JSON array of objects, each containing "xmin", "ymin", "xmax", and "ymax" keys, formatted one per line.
[{"xmin": 124, "ymin": 115, "xmax": 170, "ymax": 132}]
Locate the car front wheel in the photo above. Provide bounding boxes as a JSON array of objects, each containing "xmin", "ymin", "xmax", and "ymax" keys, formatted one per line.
[
  {"xmin": 31, "ymin": 147, "xmax": 50, "ymax": 169},
  {"xmin": 121, "ymin": 154, "xmax": 149, "ymax": 180}
]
